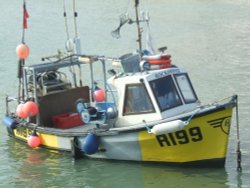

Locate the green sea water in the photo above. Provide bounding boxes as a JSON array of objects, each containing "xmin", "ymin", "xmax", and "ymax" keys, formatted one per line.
[{"xmin": 0, "ymin": 0, "xmax": 250, "ymax": 187}]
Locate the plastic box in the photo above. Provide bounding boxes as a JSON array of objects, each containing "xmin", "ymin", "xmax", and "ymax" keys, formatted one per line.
[{"xmin": 52, "ymin": 112, "xmax": 84, "ymax": 129}]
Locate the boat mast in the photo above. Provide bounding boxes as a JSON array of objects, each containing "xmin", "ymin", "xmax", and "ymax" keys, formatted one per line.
[
  {"xmin": 18, "ymin": 0, "xmax": 28, "ymax": 102},
  {"xmin": 134, "ymin": 0, "xmax": 142, "ymax": 53}
]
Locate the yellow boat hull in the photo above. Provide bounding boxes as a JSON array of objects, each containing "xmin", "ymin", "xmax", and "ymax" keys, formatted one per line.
[
  {"xmin": 139, "ymin": 108, "xmax": 232, "ymax": 163},
  {"xmin": 9, "ymin": 104, "xmax": 234, "ymax": 166},
  {"xmin": 13, "ymin": 127, "xmax": 73, "ymax": 151}
]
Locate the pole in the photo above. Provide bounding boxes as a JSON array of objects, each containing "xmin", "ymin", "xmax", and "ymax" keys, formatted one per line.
[
  {"xmin": 134, "ymin": 0, "xmax": 142, "ymax": 53},
  {"xmin": 235, "ymin": 95, "xmax": 242, "ymax": 171},
  {"xmin": 73, "ymin": 0, "xmax": 78, "ymax": 38},
  {"xmin": 18, "ymin": 0, "xmax": 28, "ymax": 102}
]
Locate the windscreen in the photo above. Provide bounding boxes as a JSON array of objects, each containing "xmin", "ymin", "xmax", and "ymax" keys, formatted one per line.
[{"xmin": 150, "ymin": 75, "xmax": 182, "ymax": 111}]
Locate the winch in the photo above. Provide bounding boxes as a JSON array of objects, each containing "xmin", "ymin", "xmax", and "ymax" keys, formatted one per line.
[{"xmin": 75, "ymin": 99, "xmax": 117, "ymax": 128}]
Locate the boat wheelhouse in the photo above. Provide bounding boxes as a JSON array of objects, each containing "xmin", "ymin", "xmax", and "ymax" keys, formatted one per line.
[{"xmin": 109, "ymin": 66, "xmax": 199, "ymax": 127}]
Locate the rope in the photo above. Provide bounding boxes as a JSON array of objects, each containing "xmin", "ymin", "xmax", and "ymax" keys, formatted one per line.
[
  {"xmin": 142, "ymin": 120, "xmax": 152, "ymax": 133},
  {"xmin": 143, "ymin": 108, "xmax": 200, "ymax": 133},
  {"xmin": 185, "ymin": 108, "xmax": 200, "ymax": 124}
]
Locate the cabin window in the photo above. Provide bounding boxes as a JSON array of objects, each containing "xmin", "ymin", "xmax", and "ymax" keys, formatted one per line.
[
  {"xmin": 175, "ymin": 74, "xmax": 198, "ymax": 103},
  {"xmin": 150, "ymin": 75, "xmax": 182, "ymax": 111},
  {"xmin": 123, "ymin": 84, "xmax": 154, "ymax": 115}
]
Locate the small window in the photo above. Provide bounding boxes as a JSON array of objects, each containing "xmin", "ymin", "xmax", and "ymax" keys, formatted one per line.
[
  {"xmin": 150, "ymin": 76, "xmax": 182, "ymax": 111},
  {"xmin": 175, "ymin": 74, "xmax": 198, "ymax": 103},
  {"xmin": 123, "ymin": 84, "xmax": 154, "ymax": 115}
]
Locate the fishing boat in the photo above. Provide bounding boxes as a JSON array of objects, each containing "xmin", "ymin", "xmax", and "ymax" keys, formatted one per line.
[{"xmin": 2, "ymin": 0, "xmax": 241, "ymax": 168}]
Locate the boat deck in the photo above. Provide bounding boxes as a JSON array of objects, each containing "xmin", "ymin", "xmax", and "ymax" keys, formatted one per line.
[{"xmin": 36, "ymin": 123, "xmax": 97, "ymax": 137}]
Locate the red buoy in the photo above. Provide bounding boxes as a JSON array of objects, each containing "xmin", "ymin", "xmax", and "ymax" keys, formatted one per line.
[
  {"xmin": 22, "ymin": 101, "xmax": 39, "ymax": 117},
  {"xmin": 16, "ymin": 103, "xmax": 28, "ymax": 118},
  {"xmin": 16, "ymin": 43, "xmax": 30, "ymax": 59},
  {"xmin": 27, "ymin": 131, "xmax": 41, "ymax": 148},
  {"xmin": 93, "ymin": 89, "xmax": 105, "ymax": 102}
]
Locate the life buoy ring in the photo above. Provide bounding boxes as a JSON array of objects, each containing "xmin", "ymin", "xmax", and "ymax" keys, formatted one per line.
[
  {"xmin": 143, "ymin": 54, "xmax": 171, "ymax": 60},
  {"xmin": 143, "ymin": 54, "xmax": 172, "ymax": 66},
  {"xmin": 146, "ymin": 58, "xmax": 172, "ymax": 65}
]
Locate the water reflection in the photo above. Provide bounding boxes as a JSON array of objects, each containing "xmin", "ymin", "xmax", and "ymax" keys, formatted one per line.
[
  {"xmin": 70, "ymin": 160, "xmax": 230, "ymax": 188},
  {"xmin": 15, "ymin": 151, "xmax": 44, "ymax": 188},
  {"xmin": 6, "ymin": 140, "xmax": 62, "ymax": 188},
  {"xmin": 141, "ymin": 165, "xmax": 229, "ymax": 188},
  {"xmin": 4, "ymin": 138, "xmax": 247, "ymax": 188}
]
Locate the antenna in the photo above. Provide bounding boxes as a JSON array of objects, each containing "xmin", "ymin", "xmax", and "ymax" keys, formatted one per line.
[
  {"xmin": 73, "ymin": 0, "xmax": 81, "ymax": 54},
  {"xmin": 111, "ymin": 14, "xmax": 129, "ymax": 39},
  {"xmin": 111, "ymin": 0, "xmax": 146, "ymax": 54},
  {"xmin": 134, "ymin": 0, "xmax": 142, "ymax": 53},
  {"xmin": 63, "ymin": 0, "xmax": 70, "ymax": 40}
]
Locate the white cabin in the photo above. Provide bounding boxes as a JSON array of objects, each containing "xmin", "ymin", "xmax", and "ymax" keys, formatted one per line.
[{"xmin": 108, "ymin": 67, "xmax": 199, "ymax": 127}]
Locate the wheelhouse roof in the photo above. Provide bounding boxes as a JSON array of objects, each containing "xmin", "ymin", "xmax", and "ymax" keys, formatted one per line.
[
  {"xmin": 113, "ymin": 67, "xmax": 188, "ymax": 84},
  {"xmin": 24, "ymin": 56, "xmax": 81, "ymax": 73}
]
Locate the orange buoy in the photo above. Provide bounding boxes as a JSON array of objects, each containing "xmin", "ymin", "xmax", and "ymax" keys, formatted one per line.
[
  {"xmin": 93, "ymin": 89, "xmax": 105, "ymax": 102},
  {"xmin": 16, "ymin": 43, "xmax": 30, "ymax": 59},
  {"xmin": 16, "ymin": 103, "xmax": 28, "ymax": 118},
  {"xmin": 27, "ymin": 131, "xmax": 41, "ymax": 148},
  {"xmin": 22, "ymin": 101, "xmax": 39, "ymax": 117}
]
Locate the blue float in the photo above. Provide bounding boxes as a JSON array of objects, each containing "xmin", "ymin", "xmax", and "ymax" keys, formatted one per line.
[
  {"xmin": 82, "ymin": 133, "xmax": 99, "ymax": 155},
  {"xmin": 3, "ymin": 116, "xmax": 17, "ymax": 129}
]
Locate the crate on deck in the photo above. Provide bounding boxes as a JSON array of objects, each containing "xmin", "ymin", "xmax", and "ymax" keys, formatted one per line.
[{"xmin": 52, "ymin": 112, "xmax": 84, "ymax": 129}]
